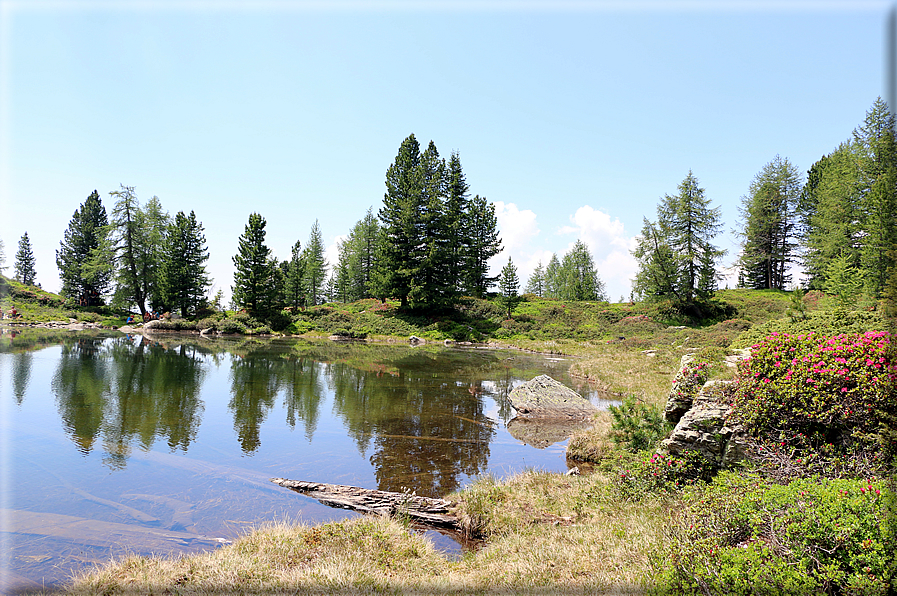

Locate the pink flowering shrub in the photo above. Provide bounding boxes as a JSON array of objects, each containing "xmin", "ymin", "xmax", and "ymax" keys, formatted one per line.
[{"xmin": 732, "ymin": 331, "xmax": 896, "ymax": 457}]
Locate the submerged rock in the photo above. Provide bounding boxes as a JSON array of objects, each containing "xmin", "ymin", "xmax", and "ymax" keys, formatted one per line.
[
  {"xmin": 506, "ymin": 415, "xmax": 595, "ymax": 449},
  {"xmin": 508, "ymin": 375, "xmax": 599, "ymax": 419}
]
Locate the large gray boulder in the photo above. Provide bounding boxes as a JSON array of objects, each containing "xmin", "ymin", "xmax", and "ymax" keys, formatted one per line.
[{"xmin": 508, "ymin": 375, "xmax": 599, "ymax": 419}]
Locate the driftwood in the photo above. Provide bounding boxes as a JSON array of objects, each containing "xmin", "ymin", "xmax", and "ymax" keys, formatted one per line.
[{"xmin": 270, "ymin": 478, "xmax": 460, "ymax": 528}]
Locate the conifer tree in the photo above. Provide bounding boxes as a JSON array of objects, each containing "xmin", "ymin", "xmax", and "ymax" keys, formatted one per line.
[
  {"xmin": 0, "ymin": 239, "xmax": 6, "ymax": 273},
  {"xmin": 444, "ymin": 151, "xmax": 470, "ymax": 298},
  {"xmin": 525, "ymin": 261, "xmax": 545, "ymax": 296},
  {"xmin": 463, "ymin": 195, "xmax": 502, "ymax": 297},
  {"xmin": 498, "ymin": 256, "xmax": 520, "ymax": 318},
  {"xmin": 738, "ymin": 157, "xmax": 801, "ymax": 290},
  {"xmin": 374, "ymin": 134, "xmax": 422, "ymax": 307},
  {"xmin": 544, "ymin": 254, "xmax": 562, "ymax": 299},
  {"xmin": 232, "ymin": 213, "xmax": 275, "ymax": 313},
  {"xmin": 14, "ymin": 232, "xmax": 36, "ymax": 286},
  {"xmin": 632, "ymin": 218, "xmax": 682, "ymax": 301},
  {"xmin": 302, "ymin": 220, "xmax": 328, "ymax": 306},
  {"xmin": 159, "ymin": 211, "xmax": 211, "ymax": 316},
  {"xmin": 557, "ymin": 240, "xmax": 606, "ymax": 301},
  {"xmin": 56, "ymin": 190, "xmax": 112, "ymax": 301},
  {"xmin": 284, "ymin": 240, "xmax": 305, "ymax": 310}
]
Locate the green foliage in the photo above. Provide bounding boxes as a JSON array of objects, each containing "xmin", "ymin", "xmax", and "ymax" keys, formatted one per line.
[
  {"xmin": 158, "ymin": 210, "xmax": 211, "ymax": 317},
  {"xmin": 738, "ymin": 155, "xmax": 802, "ymax": 290},
  {"xmin": 498, "ymin": 256, "xmax": 520, "ymax": 319},
  {"xmin": 14, "ymin": 232, "xmax": 36, "ymax": 286},
  {"xmin": 732, "ymin": 310, "xmax": 884, "ymax": 349},
  {"xmin": 232, "ymin": 213, "xmax": 276, "ymax": 313},
  {"xmin": 654, "ymin": 473, "xmax": 895, "ymax": 595},
  {"xmin": 302, "ymin": 220, "xmax": 328, "ymax": 306},
  {"xmin": 634, "ymin": 170, "xmax": 725, "ymax": 303},
  {"xmin": 56, "ymin": 189, "xmax": 112, "ymax": 301},
  {"xmin": 825, "ymin": 252, "xmax": 864, "ymax": 312},
  {"xmin": 732, "ymin": 331, "xmax": 896, "ymax": 463},
  {"xmin": 616, "ymin": 450, "xmax": 713, "ymax": 499},
  {"xmin": 608, "ymin": 396, "xmax": 671, "ymax": 452}
]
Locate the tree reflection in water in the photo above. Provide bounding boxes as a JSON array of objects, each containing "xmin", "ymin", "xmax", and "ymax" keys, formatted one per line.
[{"xmin": 5, "ymin": 333, "xmax": 593, "ymax": 496}]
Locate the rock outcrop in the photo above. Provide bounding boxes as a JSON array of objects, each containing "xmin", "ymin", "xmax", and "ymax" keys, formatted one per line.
[
  {"xmin": 659, "ymin": 379, "xmax": 749, "ymax": 469},
  {"xmin": 508, "ymin": 375, "xmax": 599, "ymax": 419}
]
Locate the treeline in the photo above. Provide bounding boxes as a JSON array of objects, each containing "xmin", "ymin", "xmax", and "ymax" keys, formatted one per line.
[
  {"xmin": 54, "ymin": 188, "xmax": 212, "ymax": 317},
  {"xmin": 630, "ymin": 97, "xmax": 897, "ymax": 314}
]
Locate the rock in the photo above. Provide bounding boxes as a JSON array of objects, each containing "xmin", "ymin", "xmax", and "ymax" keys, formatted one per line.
[
  {"xmin": 663, "ymin": 354, "xmax": 696, "ymax": 424},
  {"xmin": 659, "ymin": 379, "xmax": 747, "ymax": 470},
  {"xmin": 508, "ymin": 375, "xmax": 599, "ymax": 419},
  {"xmin": 565, "ymin": 466, "xmax": 580, "ymax": 476},
  {"xmin": 409, "ymin": 335, "xmax": 423, "ymax": 344},
  {"xmin": 506, "ymin": 416, "xmax": 595, "ymax": 448}
]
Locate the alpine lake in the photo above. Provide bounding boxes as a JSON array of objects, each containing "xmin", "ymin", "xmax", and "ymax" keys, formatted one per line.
[{"xmin": 0, "ymin": 329, "xmax": 616, "ymax": 592}]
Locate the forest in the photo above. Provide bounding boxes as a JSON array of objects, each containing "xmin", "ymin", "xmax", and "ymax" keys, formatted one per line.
[{"xmin": 1, "ymin": 98, "xmax": 896, "ymax": 326}]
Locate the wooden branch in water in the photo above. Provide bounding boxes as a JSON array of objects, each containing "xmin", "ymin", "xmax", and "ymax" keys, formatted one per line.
[{"xmin": 270, "ymin": 478, "xmax": 460, "ymax": 528}]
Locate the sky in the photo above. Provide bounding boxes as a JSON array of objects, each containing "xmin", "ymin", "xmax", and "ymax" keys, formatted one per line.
[{"xmin": 0, "ymin": 0, "xmax": 892, "ymax": 305}]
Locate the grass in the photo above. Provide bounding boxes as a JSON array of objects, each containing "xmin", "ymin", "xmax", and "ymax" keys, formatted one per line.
[{"xmin": 61, "ymin": 471, "xmax": 667, "ymax": 595}]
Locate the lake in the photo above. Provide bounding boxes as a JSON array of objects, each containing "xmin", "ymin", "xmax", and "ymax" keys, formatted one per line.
[{"xmin": 0, "ymin": 330, "xmax": 613, "ymax": 592}]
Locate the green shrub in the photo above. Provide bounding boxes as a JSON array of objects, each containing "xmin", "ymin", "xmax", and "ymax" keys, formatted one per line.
[
  {"xmin": 654, "ymin": 473, "xmax": 895, "ymax": 595},
  {"xmin": 732, "ymin": 310, "xmax": 884, "ymax": 349},
  {"xmin": 732, "ymin": 331, "xmax": 896, "ymax": 462},
  {"xmin": 616, "ymin": 449, "xmax": 712, "ymax": 498},
  {"xmin": 609, "ymin": 396, "xmax": 671, "ymax": 453},
  {"xmin": 219, "ymin": 319, "xmax": 247, "ymax": 334}
]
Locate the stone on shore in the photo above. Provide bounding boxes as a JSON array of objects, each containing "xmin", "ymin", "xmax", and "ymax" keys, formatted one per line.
[{"xmin": 508, "ymin": 375, "xmax": 599, "ymax": 419}]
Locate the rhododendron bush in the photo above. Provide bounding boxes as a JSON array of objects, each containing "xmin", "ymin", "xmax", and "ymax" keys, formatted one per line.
[{"xmin": 733, "ymin": 331, "xmax": 897, "ymax": 455}]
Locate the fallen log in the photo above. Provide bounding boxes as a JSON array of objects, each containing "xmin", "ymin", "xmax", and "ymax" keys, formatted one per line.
[{"xmin": 270, "ymin": 478, "xmax": 460, "ymax": 528}]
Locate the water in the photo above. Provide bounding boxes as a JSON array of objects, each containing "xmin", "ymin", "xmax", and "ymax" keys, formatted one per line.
[{"xmin": 0, "ymin": 330, "xmax": 614, "ymax": 592}]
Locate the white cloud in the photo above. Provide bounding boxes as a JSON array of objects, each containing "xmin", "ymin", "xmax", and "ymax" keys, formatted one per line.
[
  {"xmin": 493, "ymin": 201, "xmax": 539, "ymax": 252},
  {"xmin": 558, "ymin": 205, "xmax": 638, "ymax": 301}
]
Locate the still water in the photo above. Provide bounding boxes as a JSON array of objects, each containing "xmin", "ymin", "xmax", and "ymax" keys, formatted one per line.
[{"xmin": 0, "ymin": 330, "xmax": 613, "ymax": 592}]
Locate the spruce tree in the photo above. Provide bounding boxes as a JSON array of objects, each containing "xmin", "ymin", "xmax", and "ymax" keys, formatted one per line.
[
  {"xmin": 444, "ymin": 151, "xmax": 470, "ymax": 298},
  {"xmin": 232, "ymin": 213, "xmax": 275, "ymax": 313},
  {"xmin": 56, "ymin": 190, "xmax": 112, "ymax": 301},
  {"xmin": 14, "ymin": 232, "xmax": 36, "ymax": 286},
  {"xmin": 498, "ymin": 256, "xmax": 520, "ymax": 318}
]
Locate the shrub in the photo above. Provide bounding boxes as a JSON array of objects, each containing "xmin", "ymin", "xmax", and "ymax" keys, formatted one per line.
[
  {"xmin": 731, "ymin": 331, "xmax": 896, "ymax": 462},
  {"xmin": 616, "ymin": 449, "xmax": 712, "ymax": 498},
  {"xmin": 219, "ymin": 319, "xmax": 247, "ymax": 334},
  {"xmin": 609, "ymin": 396, "xmax": 671, "ymax": 453},
  {"xmin": 654, "ymin": 473, "xmax": 895, "ymax": 595},
  {"xmin": 732, "ymin": 310, "xmax": 884, "ymax": 349}
]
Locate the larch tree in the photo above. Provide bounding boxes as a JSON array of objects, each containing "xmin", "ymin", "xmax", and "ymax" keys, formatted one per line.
[
  {"xmin": 302, "ymin": 220, "xmax": 328, "ymax": 306},
  {"xmin": 14, "ymin": 232, "xmax": 36, "ymax": 286},
  {"xmin": 557, "ymin": 240, "xmax": 606, "ymax": 301},
  {"xmin": 525, "ymin": 260, "xmax": 545, "ymax": 296},
  {"xmin": 544, "ymin": 254, "xmax": 562, "ymax": 299},
  {"xmin": 56, "ymin": 190, "xmax": 112, "ymax": 302}
]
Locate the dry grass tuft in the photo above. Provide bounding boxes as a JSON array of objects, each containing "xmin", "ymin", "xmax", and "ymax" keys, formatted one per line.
[{"xmin": 59, "ymin": 470, "xmax": 667, "ymax": 595}]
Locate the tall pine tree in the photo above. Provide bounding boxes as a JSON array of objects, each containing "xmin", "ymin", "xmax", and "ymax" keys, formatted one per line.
[
  {"xmin": 738, "ymin": 157, "xmax": 801, "ymax": 290},
  {"xmin": 159, "ymin": 211, "xmax": 211, "ymax": 316},
  {"xmin": 232, "ymin": 213, "xmax": 275, "ymax": 313},
  {"xmin": 14, "ymin": 232, "xmax": 36, "ymax": 286},
  {"xmin": 56, "ymin": 190, "xmax": 112, "ymax": 302}
]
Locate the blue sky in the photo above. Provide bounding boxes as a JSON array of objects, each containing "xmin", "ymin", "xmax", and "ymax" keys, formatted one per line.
[{"xmin": 0, "ymin": 0, "xmax": 890, "ymax": 304}]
